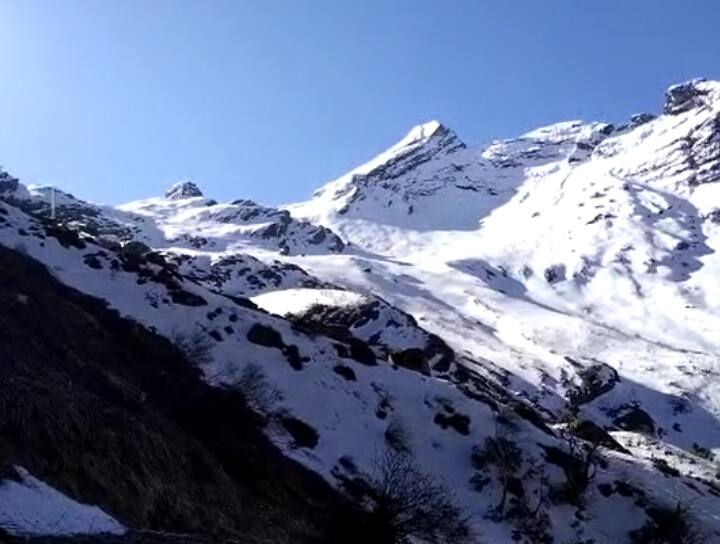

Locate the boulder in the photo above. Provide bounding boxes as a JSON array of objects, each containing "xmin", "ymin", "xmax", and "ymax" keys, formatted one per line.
[
  {"xmin": 120, "ymin": 240, "xmax": 151, "ymax": 258},
  {"xmin": 390, "ymin": 348, "xmax": 430, "ymax": 375},
  {"xmin": 570, "ymin": 419, "xmax": 630, "ymax": 454},
  {"xmin": 612, "ymin": 405, "xmax": 656, "ymax": 435}
]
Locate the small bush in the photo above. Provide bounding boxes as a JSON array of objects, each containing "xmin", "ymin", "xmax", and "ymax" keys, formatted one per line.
[
  {"xmin": 231, "ymin": 362, "xmax": 283, "ymax": 414},
  {"xmin": 280, "ymin": 415, "xmax": 319, "ymax": 449},
  {"xmin": 366, "ymin": 449, "xmax": 473, "ymax": 544},
  {"xmin": 472, "ymin": 436, "xmax": 523, "ymax": 515},
  {"xmin": 629, "ymin": 502, "xmax": 703, "ymax": 544},
  {"xmin": 384, "ymin": 417, "xmax": 412, "ymax": 454},
  {"xmin": 170, "ymin": 327, "xmax": 214, "ymax": 367}
]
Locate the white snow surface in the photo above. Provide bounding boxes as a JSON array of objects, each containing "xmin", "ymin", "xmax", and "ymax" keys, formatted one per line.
[
  {"xmin": 0, "ymin": 467, "xmax": 125, "ymax": 537},
  {"xmin": 2, "ymin": 78, "xmax": 720, "ymax": 542},
  {"xmin": 252, "ymin": 287, "xmax": 368, "ymax": 316}
]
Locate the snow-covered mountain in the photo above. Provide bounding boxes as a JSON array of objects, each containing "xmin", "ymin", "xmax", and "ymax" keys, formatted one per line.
[{"xmin": 2, "ymin": 78, "xmax": 720, "ymax": 543}]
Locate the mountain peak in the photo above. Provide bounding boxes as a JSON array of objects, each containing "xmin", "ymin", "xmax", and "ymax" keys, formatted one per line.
[
  {"xmin": 402, "ymin": 120, "xmax": 445, "ymax": 143},
  {"xmin": 390, "ymin": 120, "xmax": 464, "ymax": 155},
  {"xmin": 165, "ymin": 180, "xmax": 204, "ymax": 200}
]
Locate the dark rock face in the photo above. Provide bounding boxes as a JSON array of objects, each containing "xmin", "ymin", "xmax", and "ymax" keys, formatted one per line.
[
  {"xmin": 612, "ymin": 405, "xmax": 656, "ymax": 435},
  {"xmin": 347, "ymin": 338, "xmax": 377, "ymax": 365},
  {"xmin": 231, "ymin": 198, "xmax": 258, "ymax": 206},
  {"xmin": 355, "ymin": 123, "xmax": 465, "ymax": 183},
  {"xmin": 706, "ymin": 209, "xmax": 720, "ymax": 224},
  {"xmin": 433, "ymin": 412, "xmax": 471, "ymax": 435},
  {"xmin": 192, "ymin": 202, "xmax": 345, "ymax": 255},
  {"xmin": 280, "ymin": 416, "xmax": 320, "ymax": 449},
  {"xmin": 167, "ymin": 252, "xmax": 327, "ymax": 297},
  {"xmin": 390, "ymin": 348, "xmax": 430, "ymax": 375},
  {"xmin": 169, "ymin": 288, "xmax": 207, "ymax": 307},
  {"xmin": 570, "ymin": 420, "xmax": 629, "ymax": 454},
  {"xmin": 630, "ymin": 113, "xmax": 656, "ymax": 127},
  {"xmin": 664, "ymin": 79, "xmax": 709, "ymax": 115},
  {"xmin": 120, "ymin": 240, "xmax": 151, "ymax": 258},
  {"xmin": 509, "ymin": 401, "xmax": 556, "ymax": 436},
  {"xmin": 44, "ymin": 224, "xmax": 87, "ymax": 249},
  {"xmin": 333, "ymin": 365, "xmax": 356, "ymax": 381},
  {"xmin": 165, "ymin": 181, "xmax": 204, "ymax": 200},
  {"xmin": 568, "ymin": 123, "xmax": 615, "ymax": 163},
  {"xmin": 247, "ymin": 323, "xmax": 284, "ymax": 348},
  {"xmin": 247, "ymin": 323, "xmax": 304, "ymax": 370},
  {"xmin": 296, "ymin": 298, "xmax": 455, "ymax": 375},
  {"xmin": 4, "ymin": 186, "xmax": 141, "ymax": 243},
  {"xmin": 544, "ymin": 264, "xmax": 566, "ymax": 284},
  {"xmin": 0, "ymin": 170, "xmax": 19, "ymax": 194},
  {"xmin": 566, "ymin": 360, "xmax": 620, "ymax": 406},
  {"xmin": 689, "ymin": 112, "xmax": 720, "ymax": 185}
]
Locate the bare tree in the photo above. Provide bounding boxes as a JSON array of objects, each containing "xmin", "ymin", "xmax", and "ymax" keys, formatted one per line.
[
  {"xmin": 367, "ymin": 448, "xmax": 473, "ymax": 544},
  {"xmin": 561, "ymin": 432, "xmax": 601, "ymax": 504},
  {"xmin": 472, "ymin": 410, "xmax": 523, "ymax": 516}
]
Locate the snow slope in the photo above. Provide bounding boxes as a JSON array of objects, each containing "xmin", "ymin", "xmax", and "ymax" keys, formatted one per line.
[
  {"xmin": 2, "ymin": 78, "xmax": 720, "ymax": 542},
  {"xmin": 0, "ymin": 467, "xmax": 124, "ymax": 537},
  {"xmin": 284, "ymin": 78, "xmax": 720, "ymax": 452}
]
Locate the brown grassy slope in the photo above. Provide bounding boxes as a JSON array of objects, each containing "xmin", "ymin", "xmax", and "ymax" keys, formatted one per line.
[{"xmin": 0, "ymin": 244, "xmax": 370, "ymax": 543}]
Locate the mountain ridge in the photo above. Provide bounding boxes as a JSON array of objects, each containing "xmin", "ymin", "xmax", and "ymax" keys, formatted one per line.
[{"xmin": 1, "ymin": 78, "xmax": 720, "ymax": 543}]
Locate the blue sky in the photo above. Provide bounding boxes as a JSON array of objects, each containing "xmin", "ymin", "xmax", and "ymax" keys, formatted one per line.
[{"xmin": 0, "ymin": 1, "xmax": 718, "ymax": 205}]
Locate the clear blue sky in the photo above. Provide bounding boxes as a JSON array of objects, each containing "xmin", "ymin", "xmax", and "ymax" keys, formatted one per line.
[{"xmin": 0, "ymin": 1, "xmax": 718, "ymax": 205}]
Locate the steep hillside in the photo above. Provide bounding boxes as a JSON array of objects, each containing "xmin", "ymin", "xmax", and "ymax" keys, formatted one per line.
[
  {"xmin": 2, "ymin": 78, "xmax": 720, "ymax": 543},
  {"xmin": 0, "ymin": 243, "xmax": 379, "ymax": 543}
]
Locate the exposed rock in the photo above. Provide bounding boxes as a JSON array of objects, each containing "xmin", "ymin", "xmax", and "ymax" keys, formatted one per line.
[
  {"xmin": 0, "ymin": 170, "xmax": 19, "ymax": 194},
  {"xmin": 689, "ymin": 112, "xmax": 720, "ymax": 185},
  {"xmin": 295, "ymin": 296, "xmax": 454, "ymax": 374},
  {"xmin": 570, "ymin": 419, "xmax": 630, "ymax": 454},
  {"xmin": 390, "ymin": 348, "xmax": 430, "ymax": 375},
  {"xmin": 120, "ymin": 240, "xmax": 151, "ymax": 258},
  {"xmin": 544, "ymin": 264, "xmax": 566, "ymax": 284},
  {"xmin": 566, "ymin": 360, "xmax": 620, "ymax": 406},
  {"xmin": 247, "ymin": 323, "xmax": 304, "ymax": 370},
  {"xmin": 281, "ymin": 416, "xmax": 319, "ymax": 449},
  {"xmin": 664, "ymin": 79, "xmax": 709, "ymax": 115},
  {"xmin": 706, "ymin": 209, "xmax": 720, "ymax": 224},
  {"xmin": 630, "ymin": 113, "xmax": 656, "ymax": 127},
  {"xmin": 333, "ymin": 365, "xmax": 357, "ymax": 381},
  {"xmin": 247, "ymin": 323, "xmax": 284, "ymax": 348},
  {"xmin": 612, "ymin": 405, "xmax": 656, "ymax": 435},
  {"xmin": 168, "ymin": 288, "xmax": 207, "ymax": 307},
  {"xmin": 509, "ymin": 400, "xmax": 555, "ymax": 436},
  {"xmin": 165, "ymin": 180, "xmax": 204, "ymax": 199},
  {"xmin": 433, "ymin": 412, "xmax": 470, "ymax": 435}
]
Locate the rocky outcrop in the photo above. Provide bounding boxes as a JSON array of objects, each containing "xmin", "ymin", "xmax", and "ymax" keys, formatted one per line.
[
  {"xmin": 165, "ymin": 180, "xmax": 204, "ymax": 199},
  {"xmin": 165, "ymin": 252, "xmax": 328, "ymax": 297},
  {"xmin": 664, "ymin": 79, "xmax": 710, "ymax": 115},
  {"xmin": 0, "ymin": 170, "xmax": 19, "ymax": 194},
  {"xmin": 292, "ymin": 295, "xmax": 455, "ymax": 374},
  {"xmin": 629, "ymin": 113, "xmax": 656, "ymax": 127},
  {"xmin": 612, "ymin": 405, "xmax": 657, "ymax": 435},
  {"xmin": 566, "ymin": 359, "xmax": 620, "ymax": 406}
]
